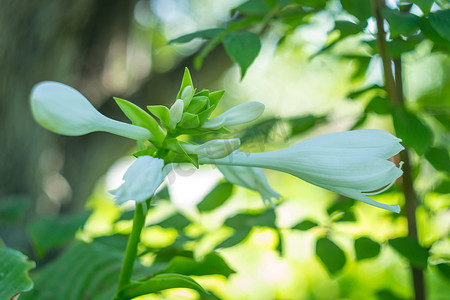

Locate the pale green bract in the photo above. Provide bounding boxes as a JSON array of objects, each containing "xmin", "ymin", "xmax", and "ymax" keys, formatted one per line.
[
  {"xmin": 182, "ymin": 138, "xmax": 241, "ymax": 159},
  {"xmin": 201, "ymin": 101, "xmax": 265, "ymax": 129},
  {"xmin": 30, "ymin": 81, "xmax": 151, "ymax": 140},
  {"xmin": 200, "ymin": 129, "xmax": 404, "ymax": 213}
]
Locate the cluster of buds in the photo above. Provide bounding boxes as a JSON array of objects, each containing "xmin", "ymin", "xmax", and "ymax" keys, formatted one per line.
[{"xmin": 30, "ymin": 69, "xmax": 404, "ymax": 212}]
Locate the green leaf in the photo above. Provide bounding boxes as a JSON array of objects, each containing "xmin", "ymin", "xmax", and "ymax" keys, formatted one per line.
[
  {"xmin": 327, "ymin": 198, "xmax": 355, "ymax": 215},
  {"xmin": 27, "ymin": 212, "xmax": 89, "ymax": 257},
  {"xmin": 365, "ymin": 96, "xmax": 391, "ymax": 115},
  {"xmin": 233, "ymin": 0, "xmax": 272, "ymax": 16},
  {"xmin": 198, "ymin": 105, "xmax": 217, "ymax": 124},
  {"xmin": 428, "ymin": 9, "xmax": 450, "ymax": 41},
  {"xmin": 288, "ymin": 114, "xmax": 327, "ymax": 136},
  {"xmin": 223, "ymin": 31, "xmax": 261, "ymax": 78},
  {"xmin": 425, "ymin": 146, "xmax": 450, "ymax": 175},
  {"xmin": 115, "ymin": 97, "xmax": 165, "ymax": 144},
  {"xmin": 157, "ymin": 213, "xmax": 190, "ymax": 231},
  {"xmin": 376, "ymin": 289, "xmax": 406, "ymax": 300},
  {"xmin": 388, "ymin": 236, "xmax": 429, "ymax": 269},
  {"xmin": 186, "ymin": 96, "xmax": 208, "ymax": 114},
  {"xmin": 316, "ymin": 237, "xmax": 346, "ymax": 275},
  {"xmin": 0, "ymin": 247, "xmax": 35, "ymax": 300},
  {"xmin": 156, "ymin": 253, "xmax": 234, "ymax": 277},
  {"xmin": 179, "ymin": 112, "xmax": 200, "ymax": 129},
  {"xmin": 292, "ymin": 220, "xmax": 318, "ymax": 231},
  {"xmin": 340, "ymin": 0, "xmax": 372, "ymax": 24},
  {"xmin": 392, "ymin": 107, "xmax": 433, "ymax": 155},
  {"xmin": 147, "ymin": 105, "xmax": 170, "ymax": 127},
  {"xmin": 198, "ymin": 182, "xmax": 234, "ymax": 212},
  {"xmin": 169, "ymin": 28, "xmax": 225, "ymax": 44},
  {"xmin": 411, "ymin": 0, "xmax": 434, "ymax": 14},
  {"xmin": 349, "ymin": 114, "xmax": 368, "ymax": 130},
  {"xmin": 0, "ymin": 194, "xmax": 30, "ymax": 223},
  {"xmin": 292, "ymin": 0, "xmax": 327, "ymax": 8},
  {"xmin": 177, "ymin": 68, "xmax": 194, "ymax": 100},
  {"xmin": 382, "ymin": 9, "xmax": 420, "ymax": 38},
  {"xmin": 354, "ymin": 236, "xmax": 381, "ymax": 261},
  {"xmin": 118, "ymin": 273, "xmax": 206, "ymax": 299},
  {"xmin": 347, "ymin": 84, "xmax": 383, "ymax": 100},
  {"xmin": 420, "ymin": 17, "xmax": 450, "ymax": 49},
  {"xmin": 434, "ymin": 178, "xmax": 450, "ymax": 194},
  {"xmin": 207, "ymin": 90, "xmax": 225, "ymax": 108},
  {"xmin": 334, "ymin": 20, "xmax": 365, "ymax": 38},
  {"xmin": 435, "ymin": 263, "xmax": 450, "ymax": 280}
]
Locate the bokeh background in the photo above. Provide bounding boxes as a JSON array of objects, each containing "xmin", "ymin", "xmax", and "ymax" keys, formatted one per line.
[{"xmin": 1, "ymin": 0, "xmax": 449, "ymax": 299}]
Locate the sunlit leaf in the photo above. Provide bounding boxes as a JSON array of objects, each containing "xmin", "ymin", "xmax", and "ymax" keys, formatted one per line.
[
  {"xmin": 169, "ymin": 28, "xmax": 225, "ymax": 44},
  {"xmin": 147, "ymin": 105, "xmax": 170, "ymax": 127},
  {"xmin": 340, "ymin": 0, "xmax": 372, "ymax": 24},
  {"xmin": 233, "ymin": 0, "xmax": 272, "ymax": 16},
  {"xmin": 0, "ymin": 247, "xmax": 35, "ymax": 300},
  {"xmin": 157, "ymin": 213, "xmax": 190, "ymax": 231},
  {"xmin": 118, "ymin": 273, "xmax": 206, "ymax": 300},
  {"xmin": 223, "ymin": 31, "xmax": 261, "ymax": 78},
  {"xmin": 198, "ymin": 182, "xmax": 234, "ymax": 212},
  {"xmin": 388, "ymin": 236, "xmax": 429, "ymax": 269},
  {"xmin": 292, "ymin": 220, "xmax": 318, "ymax": 231},
  {"xmin": 354, "ymin": 236, "xmax": 381, "ymax": 261},
  {"xmin": 411, "ymin": 0, "xmax": 434, "ymax": 14},
  {"xmin": 382, "ymin": 8, "xmax": 420, "ymax": 38},
  {"xmin": 316, "ymin": 237, "xmax": 346, "ymax": 275}
]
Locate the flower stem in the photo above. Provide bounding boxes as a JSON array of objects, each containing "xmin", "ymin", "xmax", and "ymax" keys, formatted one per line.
[
  {"xmin": 371, "ymin": 1, "xmax": 425, "ymax": 299},
  {"xmin": 115, "ymin": 202, "xmax": 147, "ymax": 297}
]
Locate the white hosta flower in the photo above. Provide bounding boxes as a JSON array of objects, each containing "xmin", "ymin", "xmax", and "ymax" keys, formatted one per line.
[
  {"xmin": 168, "ymin": 99, "xmax": 184, "ymax": 129},
  {"xmin": 182, "ymin": 138, "xmax": 241, "ymax": 159},
  {"xmin": 217, "ymin": 165, "xmax": 280, "ymax": 205},
  {"xmin": 200, "ymin": 129, "xmax": 404, "ymax": 213},
  {"xmin": 30, "ymin": 81, "xmax": 151, "ymax": 140},
  {"xmin": 109, "ymin": 156, "xmax": 165, "ymax": 205},
  {"xmin": 201, "ymin": 101, "xmax": 265, "ymax": 129}
]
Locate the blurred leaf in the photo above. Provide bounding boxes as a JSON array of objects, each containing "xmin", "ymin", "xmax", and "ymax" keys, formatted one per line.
[
  {"xmin": 388, "ymin": 236, "xmax": 429, "ymax": 269},
  {"xmin": 118, "ymin": 273, "xmax": 206, "ymax": 300},
  {"xmin": 392, "ymin": 107, "xmax": 433, "ymax": 155},
  {"xmin": 233, "ymin": 0, "xmax": 272, "ymax": 16},
  {"xmin": 387, "ymin": 37, "xmax": 421, "ymax": 57},
  {"xmin": 169, "ymin": 28, "xmax": 225, "ymax": 44},
  {"xmin": 425, "ymin": 146, "xmax": 450, "ymax": 175},
  {"xmin": 27, "ymin": 212, "xmax": 89, "ymax": 257},
  {"xmin": 347, "ymin": 84, "xmax": 383, "ymax": 100},
  {"xmin": 223, "ymin": 31, "xmax": 261, "ymax": 78},
  {"xmin": 327, "ymin": 198, "xmax": 355, "ymax": 215},
  {"xmin": 0, "ymin": 194, "xmax": 30, "ymax": 223},
  {"xmin": 428, "ymin": 9, "xmax": 450, "ymax": 41},
  {"xmin": 198, "ymin": 182, "xmax": 234, "ymax": 212},
  {"xmin": 239, "ymin": 117, "xmax": 280, "ymax": 145},
  {"xmin": 376, "ymin": 289, "xmax": 406, "ymax": 300},
  {"xmin": 354, "ymin": 236, "xmax": 381, "ymax": 261},
  {"xmin": 316, "ymin": 237, "xmax": 346, "ymax": 275},
  {"xmin": 288, "ymin": 114, "xmax": 327, "ymax": 136},
  {"xmin": 434, "ymin": 178, "xmax": 450, "ymax": 194},
  {"xmin": 157, "ymin": 213, "xmax": 190, "ymax": 231},
  {"xmin": 21, "ymin": 241, "xmax": 149, "ymax": 300},
  {"xmin": 292, "ymin": 220, "xmax": 318, "ymax": 231},
  {"xmin": 411, "ymin": 0, "xmax": 434, "ymax": 14},
  {"xmin": 365, "ymin": 96, "xmax": 391, "ymax": 115},
  {"xmin": 435, "ymin": 263, "xmax": 450, "ymax": 280},
  {"xmin": 382, "ymin": 8, "xmax": 420, "ymax": 38},
  {"xmin": 332, "ymin": 211, "xmax": 357, "ymax": 223},
  {"xmin": 420, "ymin": 17, "xmax": 450, "ymax": 49},
  {"xmin": 340, "ymin": 0, "xmax": 372, "ymax": 24},
  {"xmin": 218, "ymin": 209, "xmax": 276, "ymax": 248},
  {"xmin": 0, "ymin": 246, "xmax": 35, "ymax": 300},
  {"xmin": 349, "ymin": 114, "xmax": 368, "ymax": 130},
  {"xmin": 156, "ymin": 253, "xmax": 234, "ymax": 277},
  {"xmin": 433, "ymin": 112, "xmax": 450, "ymax": 131},
  {"xmin": 292, "ymin": 0, "xmax": 327, "ymax": 8}
]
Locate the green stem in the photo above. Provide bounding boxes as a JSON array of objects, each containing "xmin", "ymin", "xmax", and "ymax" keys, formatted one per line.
[
  {"xmin": 115, "ymin": 202, "xmax": 147, "ymax": 297},
  {"xmin": 371, "ymin": 1, "xmax": 425, "ymax": 299}
]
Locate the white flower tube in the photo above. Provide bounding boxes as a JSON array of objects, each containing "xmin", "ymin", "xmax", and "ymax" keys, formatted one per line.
[
  {"xmin": 182, "ymin": 138, "xmax": 241, "ymax": 159},
  {"xmin": 200, "ymin": 129, "xmax": 404, "ymax": 213},
  {"xmin": 201, "ymin": 101, "xmax": 265, "ymax": 129},
  {"xmin": 168, "ymin": 99, "xmax": 184, "ymax": 129},
  {"xmin": 30, "ymin": 81, "xmax": 151, "ymax": 140},
  {"xmin": 217, "ymin": 165, "xmax": 280, "ymax": 205},
  {"xmin": 109, "ymin": 156, "xmax": 165, "ymax": 205}
]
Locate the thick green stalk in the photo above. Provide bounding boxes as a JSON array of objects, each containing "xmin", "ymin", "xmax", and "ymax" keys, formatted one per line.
[
  {"xmin": 115, "ymin": 202, "xmax": 147, "ymax": 297},
  {"xmin": 371, "ymin": 1, "xmax": 425, "ymax": 299}
]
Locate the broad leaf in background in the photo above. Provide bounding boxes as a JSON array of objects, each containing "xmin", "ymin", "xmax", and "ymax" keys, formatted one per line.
[
  {"xmin": 376, "ymin": 289, "xmax": 407, "ymax": 300},
  {"xmin": 425, "ymin": 146, "xmax": 450, "ymax": 175},
  {"xmin": 27, "ymin": 212, "xmax": 89, "ymax": 257},
  {"xmin": 354, "ymin": 236, "xmax": 381, "ymax": 261},
  {"xmin": 435, "ymin": 263, "xmax": 450, "ymax": 281},
  {"xmin": 428, "ymin": 9, "xmax": 450, "ymax": 41},
  {"xmin": 169, "ymin": 28, "xmax": 225, "ymax": 44},
  {"xmin": 392, "ymin": 107, "xmax": 433, "ymax": 155},
  {"xmin": 198, "ymin": 182, "xmax": 234, "ymax": 212},
  {"xmin": 222, "ymin": 31, "xmax": 261, "ymax": 78},
  {"xmin": 340, "ymin": 0, "xmax": 372, "ymax": 25},
  {"xmin": 382, "ymin": 9, "xmax": 420, "ymax": 38},
  {"xmin": 0, "ymin": 246, "xmax": 35, "ymax": 300},
  {"xmin": 233, "ymin": 0, "xmax": 272, "ymax": 16},
  {"xmin": 411, "ymin": 0, "xmax": 434, "ymax": 15},
  {"xmin": 118, "ymin": 273, "xmax": 206, "ymax": 300},
  {"xmin": 292, "ymin": 219, "xmax": 318, "ymax": 231},
  {"xmin": 316, "ymin": 237, "xmax": 346, "ymax": 276},
  {"xmin": 388, "ymin": 237, "xmax": 429, "ymax": 269}
]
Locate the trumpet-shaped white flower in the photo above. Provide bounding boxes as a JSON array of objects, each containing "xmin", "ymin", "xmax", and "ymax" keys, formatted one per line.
[
  {"xmin": 217, "ymin": 165, "xmax": 280, "ymax": 205},
  {"xmin": 30, "ymin": 81, "xmax": 151, "ymax": 140},
  {"xmin": 201, "ymin": 101, "xmax": 265, "ymax": 129},
  {"xmin": 200, "ymin": 129, "xmax": 404, "ymax": 213},
  {"xmin": 168, "ymin": 99, "xmax": 184, "ymax": 129},
  {"xmin": 182, "ymin": 138, "xmax": 241, "ymax": 159},
  {"xmin": 109, "ymin": 156, "xmax": 165, "ymax": 205}
]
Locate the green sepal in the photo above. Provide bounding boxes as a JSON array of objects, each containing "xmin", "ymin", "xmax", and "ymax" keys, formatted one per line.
[
  {"xmin": 147, "ymin": 105, "xmax": 170, "ymax": 128},
  {"xmin": 179, "ymin": 112, "xmax": 200, "ymax": 129},
  {"xmin": 166, "ymin": 139, "xmax": 199, "ymax": 168},
  {"xmin": 176, "ymin": 68, "xmax": 194, "ymax": 100},
  {"xmin": 194, "ymin": 89, "xmax": 210, "ymax": 97},
  {"xmin": 117, "ymin": 273, "xmax": 207, "ymax": 300},
  {"xmin": 115, "ymin": 98, "xmax": 166, "ymax": 145},
  {"xmin": 186, "ymin": 96, "xmax": 208, "ymax": 114},
  {"xmin": 133, "ymin": 147, "xmax": 157, "ymax": 158},
  {"xmin": 208, "ymin": 90, "xmax": 225, "ymax": 108},
  {"xmin": 198, "ymin": 105, "xmax": 216, "ymax": 124}
]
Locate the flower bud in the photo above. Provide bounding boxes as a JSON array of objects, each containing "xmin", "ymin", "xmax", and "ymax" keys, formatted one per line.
[
  {"xmin": 30, "ymin": 81, "xmax": 151, "ymax": 140},
  {"xmin": 181, "ymin": 85, "xmax": 194, "ymax": 108},
  {"xmin": 201, "ymin": 101, "xmax": 265, "ymax": 129},
  {"xmin": 168, "ymin": 99, "xmax": 184, "ymax": 129},
  {"xmin": 182, "ymin": 138, "xmax": 241, "ymax": 159}
]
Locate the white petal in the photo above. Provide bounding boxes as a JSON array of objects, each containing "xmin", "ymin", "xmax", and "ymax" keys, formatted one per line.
[
  {"xmin": 169, "ymin": 99, "xmax": 184, "ymax": 129},
  {"xmin": 202, "ymin": 101, "xmax": 264, "ymax": 129},
  {"xmin": 182, "ymin": 138, "xmax": 240, "ymax": 159}
]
